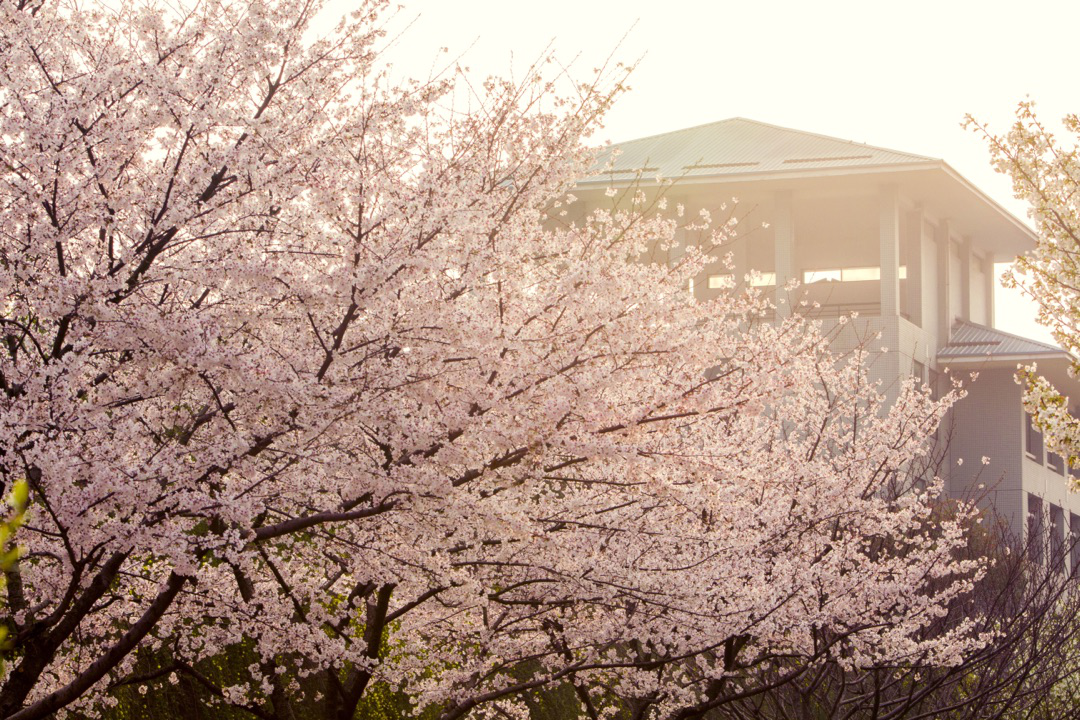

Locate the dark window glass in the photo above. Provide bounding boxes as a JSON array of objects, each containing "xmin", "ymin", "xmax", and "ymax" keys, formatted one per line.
[
  {"xmin": 1072, "ymin": 513, "xmax": 1080, "ymax": 577},
  {"xmin": 1029, "ymin": 493, "xmax": 1045, "ymax": 565},
  {"xmin": 1026, "ymin": 413, "xmax": 1044, "ymax": 463},
  {"xmin": 1052, "ymin": 504, "xmax": 1066, "ymax": 573}
]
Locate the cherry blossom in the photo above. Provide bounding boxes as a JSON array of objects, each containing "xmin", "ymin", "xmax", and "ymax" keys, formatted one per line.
[
  {"xmin": 0, "ymin": 2, "xmax": 984, "ymax": 718},
  {"xmin": 969, "ymin": 104, "xmax": 1080, "ymax": 480}
]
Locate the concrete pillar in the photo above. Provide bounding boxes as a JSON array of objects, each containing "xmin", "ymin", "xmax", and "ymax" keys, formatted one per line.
[
  {"xmin": 960, "ymin": 236, "xmax": 973, "ymax": 322},
  {"xmin": 906, "ymin": 207, "xmax": 924, "ymax": 327},
  {"xmin": 773, "ymin": 190, "xmax": 794, "ymax": 317},
  {"xmin": 937, "ymin": 220, "xmax": 952, "ymax": 345},
  {"xmin": 879, "ymin": 185, "xmax": 900, "ymax": 318},
  {"xmin": 986, "ymin": 257, "xmax": 997, "ymax": 328}
]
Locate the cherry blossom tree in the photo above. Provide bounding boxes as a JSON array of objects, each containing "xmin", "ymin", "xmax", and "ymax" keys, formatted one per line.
[
  {"xmin": 0, "ymin": 481, "xmax": 28, "ymax": 678},
  {"xmin": 677, "ymin": 503, "xmax": 1080, "ymax": 720},
  {"xmin": 0, "ymin": 1, "xmax": 988, "ymax": 718},
  {"xmin": 969, "ymin": 104, "xmax": 1080, "ymax": 474}
]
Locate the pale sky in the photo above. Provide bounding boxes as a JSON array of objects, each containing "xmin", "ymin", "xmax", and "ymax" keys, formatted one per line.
[{"xmin": 328, "ymin": 0, "xmax": 1078, "ymax": 345}]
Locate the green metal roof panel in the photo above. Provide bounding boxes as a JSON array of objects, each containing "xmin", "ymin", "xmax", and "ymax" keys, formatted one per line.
[
  {"xmin": 583, "ymin": 117, "xmax": 937, "ymax": 182},
  {"xmin": 939, "ymin": 320, "xmax": 1067, "ymax": 361}
]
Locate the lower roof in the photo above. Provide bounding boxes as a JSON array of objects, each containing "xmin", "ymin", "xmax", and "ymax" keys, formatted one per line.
[{"xmin": 938, "ymin": 320, "xmax": 1069, "ymax": 364}]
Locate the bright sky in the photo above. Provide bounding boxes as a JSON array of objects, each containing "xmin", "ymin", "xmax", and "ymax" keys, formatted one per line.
[{"xmin": 331, "ymin": 0, "xmax": 1078, "ymax": 344}]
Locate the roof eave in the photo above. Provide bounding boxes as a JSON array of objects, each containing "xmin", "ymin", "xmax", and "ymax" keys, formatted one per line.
[
  {"xmin": 574, "ymin": 160, "xmax": 943, "ymax": 188},
  {"xmin": 938, "ymin": 161, "xmax": 1038, "ymax": 247},
  {"xmin": 938, "ymin": 352, "xmax": 1073, "ymax": 366}
]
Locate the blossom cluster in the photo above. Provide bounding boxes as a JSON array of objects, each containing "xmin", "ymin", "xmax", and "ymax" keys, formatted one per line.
[
  {"xmin": 969, "ymin": 104, "xmax": 1080, "ymax": 481},
  {"xmin": 0, "ymin": 2, "xmax": 982, "ymax": 719}
]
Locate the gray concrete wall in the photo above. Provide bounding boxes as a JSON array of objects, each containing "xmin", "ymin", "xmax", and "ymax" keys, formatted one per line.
[{"xmin": 945, "ymin": 367, "xmax": 1024, "ymax": 529}]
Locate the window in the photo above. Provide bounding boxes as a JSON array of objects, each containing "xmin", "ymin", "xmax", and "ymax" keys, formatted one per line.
[
  {"xmin": 1049, "ymin": 452, "xmax": 1065, "ymax": 475},
  {"xmin": 1026, "ymin": 412, "xmax": 1044, "ymax": 463},
  {"xmin": 1052, "ymin": 504, "xmax": 1066, "ymax": 574},
  {"xmin": 688, "ymin": 277, "xmax": 695, "ymax": 294},
  {"xmin": 842, "ymin": 266, "xmax": 880, "ymax": 282},
  {"xmin": 928, "ymin": 367, "xmax": 941, "ymax": 403},
  {"xmin": 1071, "ymin": 512, "xmax": 1080, "ymax": 576},
  {"xmin": 804, "ymin": 269, "xmax": 841, "ymax": 284},
  {"xmin": 708, "ymin": 274, "xmax": 735, "ymax": 289},
  {"xmin": 800, "ymin": 265, "xmax": 908, "ymax": 284},
  {"xmin": 1029, "ymin": 493, "xmax": 1045, "ymax": 565},
  {"xmin": 912, "ymin": 360, "xmax": 926, "ymax": 385},
  {"xmin": 748, "ymin": 272, "xmax": 776, "ymax": 287}
]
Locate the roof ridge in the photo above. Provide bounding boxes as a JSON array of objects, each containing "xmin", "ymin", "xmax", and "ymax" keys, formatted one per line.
[
  {"xmin": 952, "ymin": 319, "xmax": 1064, "ymax": 353},
  {"xmin": 723, "ymin": 118, "xmax": 935, "ymax": 161},
  {"xmin": 599, "ymin": 117, "xmax": 743, "ymax": 147},
  {"xmin": 605, "ymin": 117, "xmax": 938, "ymax": 163}
]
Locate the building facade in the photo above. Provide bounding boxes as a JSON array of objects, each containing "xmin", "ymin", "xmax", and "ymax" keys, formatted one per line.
[{"xmin": 574, "ymin": 117, "xmax": 1077, "ymax": 551}]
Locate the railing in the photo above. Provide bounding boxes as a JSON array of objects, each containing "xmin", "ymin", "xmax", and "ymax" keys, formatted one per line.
[
  {"xmin": 798, "ymin": 303, "xmax": 910, "ymax": 321},
  {"xmin": 749, "ymin": 303, "xmax": 912, "ymax": 323}
]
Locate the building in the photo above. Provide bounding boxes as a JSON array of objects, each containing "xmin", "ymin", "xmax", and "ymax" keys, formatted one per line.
[{"xmin": 573, "ymin": 117, "xmax": 1077, "ymax": 552}]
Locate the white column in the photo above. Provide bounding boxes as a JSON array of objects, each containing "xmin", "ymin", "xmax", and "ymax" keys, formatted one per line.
[
  {"xmin": 960, "ymin": 236, "xmax": 973, "ymax": 322},
  {"xmin": 774, "ymin": 190, "xmax": 794, "ymax": 318},
  {"xmin": 936, "ymin": 220, "xmax": 952, "ymax": 345},
  {"xmin": 879, "ymin": 185, "xmax": 900, "ymax": 318},
  {"xmin": 906, "ymin": 207, "xmax": 924, "ymax": 327},
  {"xmin": 986, "ymin": 256, "xmax": 996, "ymax": 328}
]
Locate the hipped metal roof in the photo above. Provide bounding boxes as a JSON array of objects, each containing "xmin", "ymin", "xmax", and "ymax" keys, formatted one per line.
[
  {"xmin": 576, "ymin": 117, "xmax": 1038, "ymax": 259},
  {"xmin": 582, "ymin": 117, "xmax": 936, "ymax": 180},
  {"xmin": 938, "ymin": 320, "xmax": 1069, "ymax": 363}
]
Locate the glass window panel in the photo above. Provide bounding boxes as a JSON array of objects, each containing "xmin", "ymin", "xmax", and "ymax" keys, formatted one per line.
[
  {"xmin": 748, "ymin": 272, "xmax": 776, "ymax": 287},
  {"xmin": 1029, "ymin": 493, "xmax": 1045, "ymax": 566},
  {"xmin": 804, "ymin": 269, "xmax": 841, "ymax": 284},
  {"xmin": 708, "ymin": 274, "xmax": 735, "ymax": 289},
  {"xmin": 913, "ymin": 360, "xmax": 926, "ymax": 384},
  {"xmin": 841, "ymin": 266, "xmax": 880, "ymax": 282},
  {"xmin": 1071, "ymin": 512, "xmax": 1080, "ymax": 576},
  {"xmin": 1053, "ymin": 504, "xmax": 1067, "ymax": 573},
  {"xmin": 1027, "ymin": 413, "xmax": 1044, "ymax": 463}
]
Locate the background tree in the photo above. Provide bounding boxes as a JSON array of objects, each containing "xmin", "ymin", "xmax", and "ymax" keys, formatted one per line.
[
  {"xmin": 0, "ymin": 1, "xmax": 985, "ymax": 719},
  {"xmin": 682, "ymin": 502, "xmax": 1080, "ymax": 720},
  {"xmin": 969, "ymin": 104, "xmax": 1080, "ymax": 471},
  {"xmin": 0, "ymin": 481, "xmax": 28, "ymax": 678}
]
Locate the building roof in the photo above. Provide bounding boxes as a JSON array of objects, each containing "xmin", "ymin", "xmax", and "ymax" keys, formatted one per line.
[
  {"xmin": 938, "ymin": 320, "xmax": 1069, "ymax": 363},
  {"xmin": 575, "ymin": 117, "xmax": 1038, "ymax": 260},
  {"xmin": 583, "ymin": 117, "xmax": 937, "ymax": 181}
]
